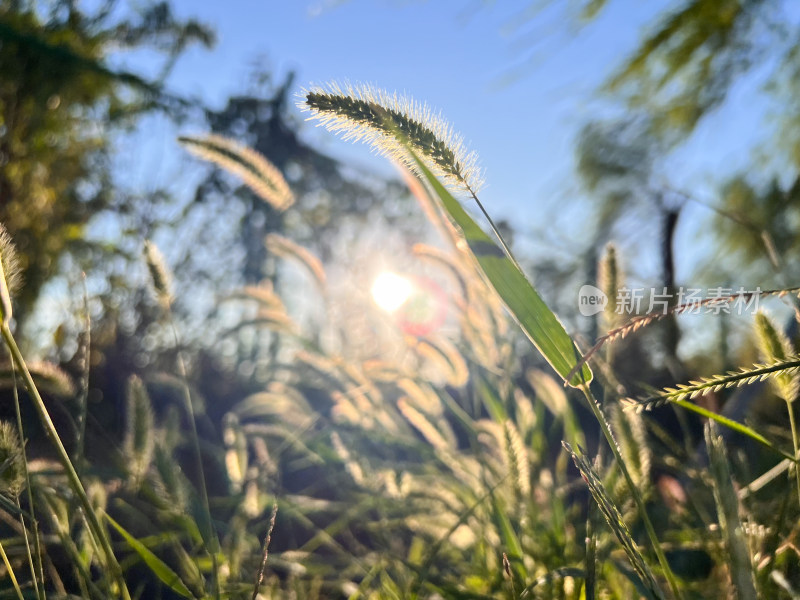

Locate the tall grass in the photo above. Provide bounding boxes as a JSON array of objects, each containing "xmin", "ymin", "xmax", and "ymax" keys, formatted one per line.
[{"xmin": 0, "ymin": 88, "xmax": 798, "ymax": 599}]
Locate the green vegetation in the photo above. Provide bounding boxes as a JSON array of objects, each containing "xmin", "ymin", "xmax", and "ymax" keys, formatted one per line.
[
  {"xmin": 4, "ymin": 1, "xmax": 800, "ymax": 598},
  {"xmin": 0, "ymin": 88, "xmax": 799, "ymax": 597}
]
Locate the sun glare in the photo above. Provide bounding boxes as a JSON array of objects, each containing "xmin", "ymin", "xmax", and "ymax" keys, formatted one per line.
[{"xmin": 371, "ymin": 272, "xmax": 413, "ymax": 313}]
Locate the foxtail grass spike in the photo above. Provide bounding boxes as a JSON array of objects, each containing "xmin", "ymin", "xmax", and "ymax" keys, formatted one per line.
[
  {"xmin": 265, "ymin": 234, "xmax": 326, "ymax": 290},
  {"xmin": 0, "ymin": 225, "xmax": 21, "ymax": 327},
  {"xmin": 223, "ymin": 413, "xmax": 248, "ymax": 493},
  {"xmin": 566, "ymin": 285, "xmax": 800, "ymax": 384},
  {"xmin": 563, "ymin": 442, "xmax": 665, "ymax": 599},
  {"xmin": 0, "ymin": 360, "xmax": 75, "ymax": 397},
  {"xmin": 626, "ymin": 355, "xmax": 800, "ymax": 411},
  {"xmin": 124, "ymin": 375, "xmax": 155, "ymax": 487},
  {"xmin": 179, "ymin": 134, "xmax": 294, "ymax": 210},
  {"xmin": 598, "ymin": 243, "xmax": 622, "ymax": 330},
  {"xmin": 754, "ymin": 311, "xmax": 798, "ymax": 403},
  {"xmin": 143, "ymin": 241, "xmax": 173, "ymax": 307},
  {"xmin": 0, "ymin": 421, "xmax": 25, "ymax": 497},
  {"xmin": 704, "ymin": 423, "xmax": 759, "ymax": 599},
  {"xmin": 503, "ymin": 420, "xmax": 530, "ymax": 499},
  {"xmin": 303, "ymin": 83, "xmax": 482, "ymax": 194},
  {"xmin": 397, "ymin": 397, "xmax": 450, "ymax": 450},
  {"xmin": 754, "ymin": 311, "xmax": 800, "ymax": 510},
  {"xmin": 610, "ymin": 405, "xmax": 650, "ymax": 494}
]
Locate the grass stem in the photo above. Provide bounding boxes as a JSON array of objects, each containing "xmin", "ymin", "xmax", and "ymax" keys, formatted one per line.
[
  {"xmin": 169, "ymin": 319, "xmax": 221, "ymax": 600},
  {"xmin": 12, "ymin": 365, "xmax": 44, "ymax": 600},
  {"xmin": 1, "ymin": 324, "xmax": 130, "ymax": 599},
  {"xmin": 787, "ymin": 402, "xmax": 800, "ymax": 511}
]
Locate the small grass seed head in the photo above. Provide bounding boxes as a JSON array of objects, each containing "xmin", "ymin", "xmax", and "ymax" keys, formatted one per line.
[
  {"xmin": 0, "ymin": 224, "xmax": 22, "ymax": 327},
  {"xmin": 143, "ymin": 241, "xmax": 173, "ymax": 307},
  {"xmin": 0, "ymin": 421, "xmax": 25, "ymax": 497}
]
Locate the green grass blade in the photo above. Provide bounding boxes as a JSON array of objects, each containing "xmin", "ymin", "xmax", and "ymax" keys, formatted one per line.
[
  {"xmin": 106, "ymin": 514, "xmax": 194, "ymax": 599},
  {"xmin": 492, "ymin": 493, "xmax": 527, "ymax": 585},
  {"xmin": 411, "ymin": 479, "xmax": 505, "ymax": 594},
  {"xmin": 405, "ymin": 150, "xmax": 592, "ymax": 387},
  {"xmin": 0, "ymin": 538, "xmax": 24, "ymax": 600}
]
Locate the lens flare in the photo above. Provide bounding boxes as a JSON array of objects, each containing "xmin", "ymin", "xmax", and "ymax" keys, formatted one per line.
[{"xmin": 372, "ymin": 272, "xmax": 413, "ymax": 312}]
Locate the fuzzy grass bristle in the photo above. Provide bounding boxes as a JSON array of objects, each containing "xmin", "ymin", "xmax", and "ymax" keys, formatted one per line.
[
  {"xmin": 598, "ymin": 243, "xmax": 622, "ymax": 330},
  {"xmin": 302, "ymin": 83, "xmax": 482, "ymax": 194},
  {"xmin": 754, "ymin": 311, "xmax": 798, "ymax": 402},
  {"xmin": 124, "ymin": 375, "xmax": 155, "ymax": 488},
  {"xmin": 625, "ymin": 355, "xmax": 800, "ymax": 412},
  {"xmin": 0, "ymin": 224, "xmax": 21, "ymax": 326},
  {"xmin": 0, "ymin": 420, "xmax": 25, "ymax": 497},
  {"xmin": 265, "ymin": 234, "xmax": 326, "ymax": 290},
  {"xmin": 179, "ymin": 134, "xmax": 294, "ymax": 210},
  {"xmin": 143, "ymin": 241, "xmax": 173, "ymax": 307}
]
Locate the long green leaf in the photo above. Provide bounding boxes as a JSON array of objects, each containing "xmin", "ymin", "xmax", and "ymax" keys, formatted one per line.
[
  {"xmin": 492, "ymin": 494, "xmax": 527, "ymax": 584},
  {"xmin": 106, "ymin": 514, "xmax": 194, "ymax": 598},
  {"xmin": 407, "ymin": 151, "xmax": 592, "ymax": 387}
]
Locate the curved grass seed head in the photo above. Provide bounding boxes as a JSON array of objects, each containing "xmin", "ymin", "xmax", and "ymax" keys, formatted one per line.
[
  {"xmin": 754, "ymin": 310, "xmax": 798, "ymax": 402},
  {"xmin": 599, "ymin": 243, "xmax": 623, "ymax": 330},
  {"xmin": 302, "ymin": 83, "xmax": 482, "ymax": 195},
  {"xmin": 143, "ymin": 241, "xmax": 173, "ymax": 308},
  {"xmin": 0, "ymin": 420, "xmax": 25, "ymax": 497},
  {"xmin": 178, "ymin": 134, "xmax": 294, "ymax": 211},
  {"xmin": 0, "ymin": 224, "xmax": 21, "ymax": 328}
]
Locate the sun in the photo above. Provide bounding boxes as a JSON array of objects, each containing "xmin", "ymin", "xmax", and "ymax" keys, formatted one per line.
[{"xmin": 371, "ymin": 272, "xmax": 413, "ymax": 313}]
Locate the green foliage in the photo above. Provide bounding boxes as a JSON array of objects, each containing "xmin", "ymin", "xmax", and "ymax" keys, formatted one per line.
[
  {"xmin": 7, "ymin": 3, "xmax": 800, "ymax": 595},
  {"xmin": 605, "ymin": 0, "xmax": 767, "ymax": 136},
  {"xmin": 0, "ymin": 1, "xmax": 212, "ymax": 317}
]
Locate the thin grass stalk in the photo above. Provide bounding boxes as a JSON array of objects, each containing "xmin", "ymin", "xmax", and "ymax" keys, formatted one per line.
[
  {"xmin": 585, "ymin": 508, "xmax": 596, "ymax": 600},
  {"xmin": 15, "ymin": 496, "xmax": 42, "ymax": 599},
  {"xmin": 0, "ymin": 324, "xmax": 130, "ymax": 599},
  {"xmin": 169, "ymin": 319, "xmax": 221, "ymax": 600},
  {"xmin": 567, "ymin": 286, "xmax": 800, "ymax": 383},
  {"xmin": 0, "ymin": 536, "xmax": 23, "ymax": 600},
  {"xmin": 579, "ymin": 384, "xmax": 683, "ymax": 599},
  {"xmin": 12, "ymin": 368, "xmax": 44, "ymax": 600},
  {"xmin": 251, "ymin": 499, "xmax": 278, "ymax": 600},
  {"xmin": 788, "ymin": 406, "xmax": 800, "ymax": 510},
  {"xmin": 145, "ymin": 240, "xmax": 220, "ymax": 597},
  {"xmin": 465, "ymin": 187, "xmax": 523, "ymax": 274},
  {"xmin": 75, "ymin": 274, "xmax": 91, "ymax": 469},
  {"xmin": 503, "ymin": 552, "xmax": 518, "ymax": 598}
]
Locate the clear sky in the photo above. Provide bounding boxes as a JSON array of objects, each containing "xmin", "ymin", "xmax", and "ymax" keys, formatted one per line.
[{"xmin": 115, "ymin": 0, "xmax": 776, "ymax": 286}]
